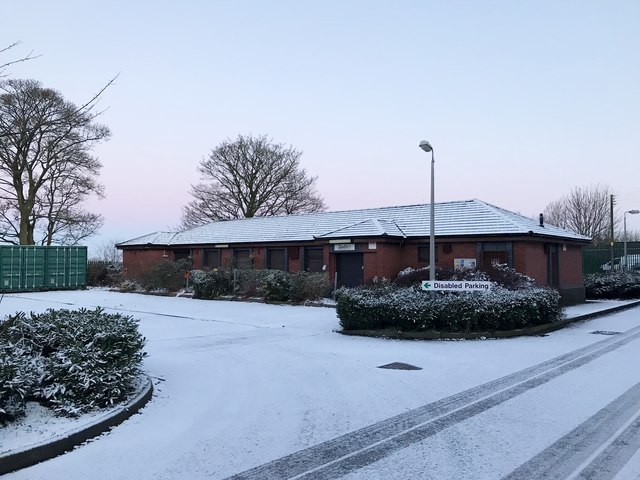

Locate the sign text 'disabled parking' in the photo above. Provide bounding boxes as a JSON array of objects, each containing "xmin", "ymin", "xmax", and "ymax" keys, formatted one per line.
[{"xmin": 421, "ymin": 280, "xmax": 493, "ymax": 292}]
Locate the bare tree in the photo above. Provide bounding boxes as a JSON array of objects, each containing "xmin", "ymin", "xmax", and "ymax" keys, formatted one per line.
[
  {"xmin": 0, "ymin": 41, "xmax": 40, "ymax": 78},
  {"xmin": 0, "ymin": 79, "xmax": 111, "ymax": 245},
  {"xmin": 90, "ymin": 238, "xmax": 124, "ymax": 264},
  {"xmin": 624, "ymin": 230, "xmax": 640, "ymax": 242},
  {"xmin": 543, "ymin": 184, "xmax": 617, "ymax": 242},
  {"xmin": 182, "ymin": 134, "xmax": 326, "ymax": 228}
]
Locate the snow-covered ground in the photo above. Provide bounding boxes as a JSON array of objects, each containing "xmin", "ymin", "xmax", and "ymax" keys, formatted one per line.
[{"xmin": 1, "ymin": 290, "xmax": 640, "ymax": 479}]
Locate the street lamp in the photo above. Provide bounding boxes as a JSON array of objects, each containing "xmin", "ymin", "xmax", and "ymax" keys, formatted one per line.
[
  {"xmin": 624, "ymin": 209, "xmax": 640, "ymax": 270},
  {"xmin": 419, "ymin": 140, "xmax": 436, "ymax": 281}
]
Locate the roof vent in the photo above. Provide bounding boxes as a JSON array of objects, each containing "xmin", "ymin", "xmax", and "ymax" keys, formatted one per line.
[{"xmin": 539, "ymin": 213, "xmax": 544, "ymax": 227}]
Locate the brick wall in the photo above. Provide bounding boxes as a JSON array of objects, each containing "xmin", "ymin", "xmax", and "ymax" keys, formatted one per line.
[
  {"xmin": 513, "ymin": 242, "xmax": 548, "ymax": 286},
  {"xmin": 559, "ymin": 244, "xmax": 583, "ymax": 287},
  {"xmin": 363, "ymin": 242, "xmax": 403, "ymax": 282},
  {"xmin": 123, "ymin": 249, "xmax": 169, "ymax": 279}
]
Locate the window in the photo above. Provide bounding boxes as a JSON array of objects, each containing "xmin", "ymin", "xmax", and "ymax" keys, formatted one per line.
[
  {"xmin": 305, "ymin": 247, "xmax": 324, "ymax": 273},
  {"xmin": 234, "ymin": 249, "xmax": 252, "ymax": 269},
  {"xmin": 174, "ymin": 249, "xmax": 191, "ymax": 264},
  {"xmin": 267, "ymin": 248, "xmax": 287, "ymax": 271},
  {"xmin": 418, "ymin": 244, "xmax": 438, "ymax": 264},
  {"xmin": 203, "ymin": 249, "xmax": 221, "ymax": 268}
]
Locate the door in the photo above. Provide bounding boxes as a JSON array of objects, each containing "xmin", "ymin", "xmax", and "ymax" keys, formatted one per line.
[
  {"xmin": 482, "ymin": 251, "xmax": 507, "ymax": 268},
  {"xmin": 336, "ymin": 253, "xmax": 364, "ymax": 288},
  {"xmin": 304, "ymin": 247, "xmax": 324, "ymax": 272},
  {"xmin": 548, "ymin": 244, "xmax": 560, "ymax": 288}
]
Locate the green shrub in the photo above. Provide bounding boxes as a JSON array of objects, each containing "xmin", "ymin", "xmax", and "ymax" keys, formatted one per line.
[
  {"xmin": 87, "ymin": 261, "xmax": 123, "ymax": 287},
  {"xmin": 261, "ymin": 270, "xmax": 293, "ymax": 302},
  {"xmin": 394, "ymin": 264, "xmax": 535, "ymax": 290},
  {"xmin": 191, "ymin": 269, "xmax": 233, "ymax": 299},
  {"xmin": 290, "ymin": 272, "xmax": 332, "ymax": 302},
  {"xmin": 234, "ymin": 269, "xmax": 267, "ymax": 297},
  {"xmin": 192, "ymin": 269, "xmax": 332, "ymax": 303},
  {"xmin": 0, "ymin": 308, "xmax": 146, "ymax": 419},
  {"xmin": 336, "ymin": 285, "xmax": 562, "ymax": 332},
  {"xmin": 584, "ymin": 272, "xmax": 640, "ymax": 299},
  {"xmin": 0, "ymin": 341, "xmax": 38, "ymax": 422},
  {"xmin": 139, "ymin": 259, "xmax": 190, "ymax": 292}
]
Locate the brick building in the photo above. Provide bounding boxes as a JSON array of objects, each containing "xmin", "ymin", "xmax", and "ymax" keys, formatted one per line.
[{"xmin": 117, "ymin": 199, "xmax": 591, "ymax": 303}]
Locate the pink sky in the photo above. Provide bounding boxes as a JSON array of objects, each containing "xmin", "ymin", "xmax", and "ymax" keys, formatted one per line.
[{"xmin": 3, "ymin": 1, "xmax": 639, "ymax": 254}]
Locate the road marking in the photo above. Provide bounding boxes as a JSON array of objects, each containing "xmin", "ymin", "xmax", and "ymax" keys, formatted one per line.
[
  {"xmin": 503, "ymin": 381, "xmax": 640, "ymax": 480},
  {"xmin": 227, "ymin": 324, "xmax": 640, "ymax": 479}
]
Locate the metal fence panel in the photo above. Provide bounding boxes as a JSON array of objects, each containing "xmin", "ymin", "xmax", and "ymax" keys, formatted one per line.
[{"xmin": 583, "ymin": 242, "xmax": 640, "ymax": 274}]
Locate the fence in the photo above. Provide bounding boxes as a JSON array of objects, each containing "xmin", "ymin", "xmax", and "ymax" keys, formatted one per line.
[
  {"xmin": 583, "ymin": 242, "xmax": 640, "ymax": 275},
  {"xmin": 0, "ymin": 245, "xmax": 87, "ymax": 292}
]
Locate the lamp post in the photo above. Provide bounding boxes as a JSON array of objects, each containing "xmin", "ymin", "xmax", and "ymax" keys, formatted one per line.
[
  {"xmin": 419, "ymin": 140, "xmax": 436, "ymax": 281},
  {"xmin": 624, "ymin": 209, "xmax": 640, "ymax": 270}
]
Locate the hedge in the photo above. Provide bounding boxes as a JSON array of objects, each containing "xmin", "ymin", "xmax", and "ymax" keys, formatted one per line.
[
  {"xmin": 336, "ymin": 284, "xmax": 562, "ymax": 332},
  {"xmin": 191, "ymin": 269, "xmax": 331, "ymax": 303},
  {"xmin": 584, "ymin": 272, "xmax": 640, "ymax": 299}
]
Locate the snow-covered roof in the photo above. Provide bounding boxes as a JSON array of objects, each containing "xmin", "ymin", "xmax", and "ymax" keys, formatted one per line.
[{"xmin": 117, "ymin": 199, "xmax": 591, "ymax": 247}]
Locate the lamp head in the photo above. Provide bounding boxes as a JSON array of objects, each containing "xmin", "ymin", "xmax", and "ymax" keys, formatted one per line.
[
  {"xmin": 419, "ymin": 140, "xmax": 433, "ymax": 153},
  {"xmin": 628, "ymin": 209, "xmax": 640, "ymax": 215}
]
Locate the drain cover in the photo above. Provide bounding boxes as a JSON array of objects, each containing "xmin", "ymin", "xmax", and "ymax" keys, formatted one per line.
[
  {"xmin": 590, "ymin": 331, "xmax": 621, "ymax": 336},
  {"xmin": 378, "ymin": 362, "xmax": 422, "ymax": 370}
]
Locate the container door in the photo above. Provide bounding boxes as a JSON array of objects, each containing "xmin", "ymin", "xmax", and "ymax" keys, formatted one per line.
[
  {"xmin": 67, "ymin": 247, "xmax": 88, "ymax": 287},
  {"xmin": 46, "ymin": 247, "xmax": 68, "ymax": 288},
  {"xmin": 23, "ymin": 246, "xmax": 47, "ymax": 290},
  {"xmin": 0, "ymin": 246, "xmax": 22, "ymax": 291}
]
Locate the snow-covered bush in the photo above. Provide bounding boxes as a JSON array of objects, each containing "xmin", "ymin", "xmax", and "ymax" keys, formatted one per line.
[
  {"xmin": 0, "ymin": 338, "xmax": 39, "ymax": 422},
  {"xmin": 584, "ymin": 272, "xmax": 640, "ymax": 299},
  {"xmin": 117, "ymin": 279, "xmax": 142, "ymax": 293},
  {"xmin": 87, "ymin": 261, "xmax": 123, "ymax": 287},
  {"xmin": 290, "ymin": 272, "xmax": 332, "ymax": 302},
  {"xmin": 393, "ymin": 264, "xmax": 534, "ymax": 290},
  {"xmin": 192, "ymin": 269, "xmax": 233, "ymax": 299},
  {"xmin": 192, "ymin": 268, "xmax": 332, "ymax": 303},
  {"xmin": 336, "ymin": 285, "xmax": 562, "ymax": 332},
  {"xmin": 139, "ymin": 259, "xmax": 190, "ymax": 292},
  {"xmin": 234, "ymin": 269, "xmax": 266, "ymax": 297},
  {"xmin": 0, "ymin": 308, "xmax": 146, "ymax": 419},
  {"xmin": 261, "ymin": 270, "xmax": 293, "ymax": 302}
]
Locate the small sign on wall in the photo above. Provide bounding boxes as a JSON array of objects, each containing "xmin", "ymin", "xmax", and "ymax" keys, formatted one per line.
[
  {"xmin": 454, "ymin": 258, "xmax": 477, "ymax": 270},
  {"xmin": 334, "ymin": 244, "xmax": 356, "ymax": 252}
]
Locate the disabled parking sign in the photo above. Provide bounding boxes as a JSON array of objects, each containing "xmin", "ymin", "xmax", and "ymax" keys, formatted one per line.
[{"xmin": 421, "ymin": 280, "xmax": 492, "ymax": 292}]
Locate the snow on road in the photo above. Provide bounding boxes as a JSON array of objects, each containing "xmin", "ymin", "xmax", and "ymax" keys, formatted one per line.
[{"xmin": 1, "ymin": 290, "xmax": 640, "ymax": 479}]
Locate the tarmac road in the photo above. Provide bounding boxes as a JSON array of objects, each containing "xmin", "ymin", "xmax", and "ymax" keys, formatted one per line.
[
  {"xmin": 228, "ymin": 322, "xmax": 640, "ymax": 479},
  {"xmin": 2, "ymin": 291, "xmax": 640, "ymax": 480}
]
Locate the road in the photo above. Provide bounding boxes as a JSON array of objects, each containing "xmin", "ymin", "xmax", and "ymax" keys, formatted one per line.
[{"xmin": 2, "ymin": 291, "xmax": 640, "ymax": 479}]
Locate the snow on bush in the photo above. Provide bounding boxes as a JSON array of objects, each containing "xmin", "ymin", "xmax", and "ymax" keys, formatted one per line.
[
  {"xmin": 0, "ymin": 308, "xmax": 146, "ymax": 422},
  {"xmin": 583, "ymin": 272, "xmax": 640, "ymax": 299},
  {"xmin": 191, "ymin": 269, "xmax": 331, "ymax": 303},
  {"xmin": 289, "ymin": 272, "xmax": 332, "ymax": 302},
  {"xmin": 393, "ymin": 264, "xmax": 535, "ymax": 290},
  {"xmin": 192, "ymin": 269, "xmax": 233, "ymax": 299},
  {"xmin": 336, "ymin": 284, "xmax": 562, "ymax": 332},
  {"xmin": 139, "ymin": 259, "xmax": 191, "ymax": 292},
  {"xmin": 261, "ymin": 270, "xmax": 293, "ymax": 302}
]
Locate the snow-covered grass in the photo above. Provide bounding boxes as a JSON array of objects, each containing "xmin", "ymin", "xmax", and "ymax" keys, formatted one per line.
[{"xmin": 1, "ymin": 290, "xmax": 639, "ymax": 479}]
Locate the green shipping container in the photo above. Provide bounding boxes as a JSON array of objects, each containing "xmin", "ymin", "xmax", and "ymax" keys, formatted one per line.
[{"xmin": 0, "ymin": 246, "xmax": 87, "ymax": 292}]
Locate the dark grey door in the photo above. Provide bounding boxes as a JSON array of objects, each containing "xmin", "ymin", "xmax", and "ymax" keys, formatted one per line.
[
  {"xmin": 336, "ymin": 253, "xmax": 364, "ymax": 288},
  {"xmin": 304, "ymin": 247, "xmax": 324, "ymax": 272},
  {"xmin": 548, "ymin": 244, "xmax": 560, "ymax": 288}
]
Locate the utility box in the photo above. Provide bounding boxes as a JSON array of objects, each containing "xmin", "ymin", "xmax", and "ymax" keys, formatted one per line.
[{"xmin": 0, "ymin": 246, "xmax": 87, "ymax": 292}]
